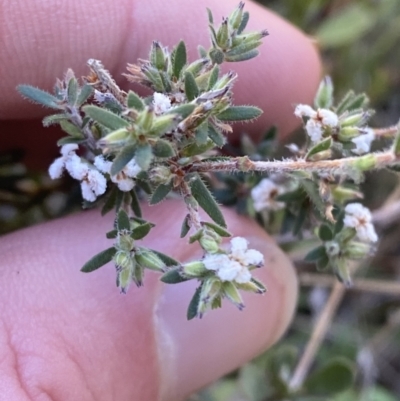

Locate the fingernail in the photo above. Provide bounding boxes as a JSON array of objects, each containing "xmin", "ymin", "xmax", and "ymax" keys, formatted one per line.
[{"xmin": 154, "ymin": 237, "xmax": 297, "ymax": 400}]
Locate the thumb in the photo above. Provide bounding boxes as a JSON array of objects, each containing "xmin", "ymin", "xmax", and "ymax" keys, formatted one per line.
[{"xmin": 0, "ymin": 201, "xmax": 297, "ymax": 401}]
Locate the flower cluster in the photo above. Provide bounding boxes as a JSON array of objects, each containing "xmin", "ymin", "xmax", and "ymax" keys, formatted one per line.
[
  {"xmin": 343, "ymin": 203, "xmax": 378, "ymax": 243},
  {"xmin": 49, "ymin": 144, "xmax": 107, "ymax": 202},
  {"xmin": 203, "ymin": 237, "xmax": 264, "ymax": 284},
  {"xmin": 94, "ymin": 156, "xmax": 141, "ymax": 191},
  {"xmin": 351, "ymin": 128, "xmax": 375, "ymax": 155},
  {"xmin": 251, "ymin": 178, "xmax": 286, "ymax": 212},
  {"xmin": 295, "ymin": 104, "xmax": 339, "ymax": 143}
]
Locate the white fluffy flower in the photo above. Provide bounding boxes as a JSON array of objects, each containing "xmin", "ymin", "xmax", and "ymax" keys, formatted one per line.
[
  {"xmin": 344, "ymin": 203, "xmax": 378, "ymax": 242},
  {"xmin": 251, "ymin": 178, "xmax": 285, "ymax": 212},
  {"xmin": 351, "ymin": 128, "xmax": 375, "ymax": 155},
  {"xmin": 153, "ymin": 92, "xmax": 171, "ymax": 115},
  {"xmin": 94, "ymin": 155, "xmax": 141, "ymax": 192},
  {"xmin": 203, "ymin": 237, "xmax": 264, "ymax": 284},
  {"xmin": 294, "ymin": 104, "xmax": 339, "ymax": 143},
  {"xmin": 48, "ymin": 145, "xmax": 107, "ymax": 202}
]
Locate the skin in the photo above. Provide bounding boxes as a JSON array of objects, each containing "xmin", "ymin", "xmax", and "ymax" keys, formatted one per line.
[{"xmin": 0, "ymin": 0, "xmax": 321, "ymax": 400}]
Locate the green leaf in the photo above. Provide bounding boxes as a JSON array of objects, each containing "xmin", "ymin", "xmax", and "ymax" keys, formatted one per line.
[
  {"xmin": 206, "ymin": 7, "xmax": 213, "ymax": 24},
  {"xmin": 67, "ymin": 77, "xmax": 79, "ymax": 105},
  {"xmin": 150, "ymin": 182, "xmax": 173, "ymax": 205},
  {"xmin": 83, "ymin": 105, "xmax": 130, "ymax": 130},
  {"xmin": 305, "ymin": 245, "xmax": 327, "ymax": 262},
  {"xmin": 81, "ymin": 247, "xmax": 116, "ymax": 272},
  {"xmin": 207, "ymin": 65, "xmax": 220, "ymax": 90},
  {"xmin": 57, "ymin": 137, "xmax": 85, "ymax": 146},
  {"xmin": 225, "ymin": 48, "xmax": 259, "ymax": 62},
  {"xmin": 217, "ymin": 105, "xmax": 262, "ymax": 121},
  {"xmin": 76, "ymin": 84, "xmax": 93, "ymax": 106},
  {"xmin": 180, "ymin": 138, "xmax": 215, "ymax": 157},
  {"xmin": 306, "ymin": 137, "xmax": 332, "ymax": 161},
  {"xmin": 135, "ymin": 143, "xmax": 153, "ymax": 170},
  {"xmin": 190, "ymin": 174, "xmax": 226, "ymax": 227},
  {"xmin": 301, "ymin": 179, "xmax": 325, "ymax": 217},
  {"xmin": 153, "ymin": 139, "xmax": 175, "ymax": 158},
  {"xmin": 208, "ymin": 124, "xmax": 226, "ymax": 147},
  {"xmin": 197, "ymin": 45, "xmax": 207, "ymax": 58},
  {"xmin": 131, "ymin": 222, "xmax": 153, "ymax": 240},
  {"xmin": 18, "ymin": 85, "xmax": 63, "ymax": 109},
  {"xmin": 127, "ymin": 90, "xmax": 145, "ymax": 111},
  {"xmin": 59, "ymin": 120, "xmax": 84, "ymax": 138},
  {"xmin": 316, "ymin": 253, "xmax": 330, "ymax": 271},
  {"xmin": 101, "ymin": 187, "xmax": 118, "ymax": 216},
  {"xmin": 150, "ymin": 250, "xmax": 180, "ymax": 267},
  {"xmin": 117, "ymin": 209, "xmax": 130, "ymax": 231},
  {"xmin": 106, "ymin": 229, "xmax": 118, "ymax": 239},
  {"xmin": 184, "ymin": 71, "xmax": 199, "ymax": 101},
  {"xmin": 130, "ymin": 189, "xmax": 142, "ymax": 217},
  {"xmin": 202, "ymin": 221, "xmax": 231, "ymax": 237},
  {"xmin": 237, "ymin": 11, "xmax": 249, "ymax": 34},
  {"xmin": 172, "ymin": 40, "xmax": 187, "ymax": 79},
  {"xmin": 319, "ymin": 224, "xmax": 333, "ymax": 241},
  {"xmin": 304, "ymin": 358, "xmax": 355, "ymax": 396},
  {"xmin": 168, "ymin": 104, "xmax": 195, "ymax": 118},
  {"xmin": 316, "ymin": 4, "xmax": 375, "ymax": 48},
  {"xmin": 314, "ymin": 76, "xmax": 334, "ymax": 109},
  {"xmin": 160, "ymin": 268, "xmax": 189, "ymax": 284},
  {"xmin": 187, "ymin": 285, "xmax": 202, "ymax": 320},
  {"xmin": 180, "ymin": 214, "xmax": 191, "ymax": 238},
  {"xmin": 195, "ymin": 122, "xmax": 209, "ymax": 145},
  {"xmin": 111, "ymin": 144, "xmax": 136, "ymax": 175},
  {"xmin": 42, "ymin": 113, "xmax": 69, "ymax": 127}
]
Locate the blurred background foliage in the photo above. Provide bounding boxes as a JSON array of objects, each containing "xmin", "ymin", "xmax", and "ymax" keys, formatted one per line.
[{"xmin": 1, "ymin": 0, "xmax": 400, "ymax": 400}]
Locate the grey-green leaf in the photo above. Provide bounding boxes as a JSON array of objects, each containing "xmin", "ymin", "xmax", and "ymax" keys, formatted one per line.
[
  {"xmin": 187, "ymin": 286, "xmax": 202, "ymax": 320},
  {"xmin": 306, "ymin": 137, "xmax": 332, "ymax": 161},
  {"xmin": 172, "ymin": 40, "xmax": 187, "ymax": 79},
  {"xmin": 131, "ymin": 223, "xmax": 153, "ymax": 240},
  {"xmin": 111, "ymin": 144, "xmax": 136, "ymax": 175},
  {"xmin": 190, "ymin": 174, "xmax": 226, "ymax": 227},
  {"xmin": 150, "ymin": 250, "xmax": 180, "ymax": 267},
  {"xmin": 76, "ymin": 84, "xmax": 94, "ymax": 107},
  {"xmin": 18, "ymin": 85, "xmax": 63, "ymax": 109},
  {"xmin": 59, "ymin": 120, "xmax": 84, "ymax": 138},
  {"xmin": 217, "ymin": 105, "xmax": 262, "ymax": 121},
  {"xmin": 202, "ymin": 221, "xmax": 231, "ymax": 237},
  {"xmin": 208, "ymin": 124, "xmax": 226, "ymax": 147},
  {"xmin": 304, "ymin": 245, "xmax": 327, "ymax": 262},
  {"xmin": 117, "ymin": 209, "xmax": 130, "ymax": 231},
  {"xmin": 184, "ymin": 71, "xmax": 199, "ymax": 101},
  {"xmin": 150, "ymin": 182, "xmax": 173, "ymax": 205},
  {"xmin": 81, "ymin": 247, "xmax": 116, "ymax": 272},
  {"xmin": 127, "ymin": 90, "xmax": 145, "ymax": 111},
  {"xmin": 135, "ymin": 143, "xmax": 153, "ymax": 171},
  {"xmin": 101, "ymin": 187, "xmax": 118, "ymax": 216},
  {"xmin": 180, "ymin": 214, "xmax": 191, "ymax": 238},
  {"xmin": 67, "ymin": 77, "xmax": 79, "ymax": 106},
  {"xmin": 130, "ymin": 189, "xmax": 142, "ymax": 217},
  {"xmin": 153, "ymin": 139, "xmax": 175, "ymax": 158},
  {"xmin": 160, "ymin": 268, "xmax": 189, "ymax": 284},
  {"xmin": 83, "ymin": 105, "xmax": 130, "ymax": 130}
]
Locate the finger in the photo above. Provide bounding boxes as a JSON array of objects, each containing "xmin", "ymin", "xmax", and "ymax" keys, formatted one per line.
[
  {"xmin": 1, "ymin": 0, "xmax": 320, "ymax": 137},
  {"xmin": 0, "ymin": 201, "xmax": 297, "ymax": 400}
]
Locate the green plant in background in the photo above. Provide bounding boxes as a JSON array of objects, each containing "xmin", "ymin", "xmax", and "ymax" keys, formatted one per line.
[{"xmin": 14, "ymin": 1, "xmax": 400, "ymax": 400}]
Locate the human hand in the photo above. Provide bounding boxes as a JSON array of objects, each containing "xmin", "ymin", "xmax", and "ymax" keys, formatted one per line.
[{"xmin": 0, "ymin": 0, "xmax": 320, "ymax": 400}]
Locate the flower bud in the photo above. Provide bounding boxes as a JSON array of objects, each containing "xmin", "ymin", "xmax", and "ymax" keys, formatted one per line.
[
  {"xmin": 351, "ymin": 154, "xmax": 377, "ymax": 171},
  {"xmin": 332, "ymin": 257, "xmax": 352, "ymax": 287},
  {"xmin": 338, "ymin": 126, "xmax": 360, "ymax": 142},
  {"xmin": 216, "ymin": 18, "xmax": 230, "ymax": 49},
  {"xmin": 148, "ymin": 166, "xmax": 172, "ymax": 185},
  {"xmin": 236, "ymin": 279, "xmax": 266, "ymax": 294},
  {"xmin": 340, "ymin": 111, "xmax": 371, "ymax": 127},
  {"xmin": 222, "ymin": 281, "xmax": 244, "ymax": 310},
  {"xmin": 135, "ymin": 249, "xmax": 165, "ymax": 272},
  {"xmin": 117, "ymin": 264, "xmax": 134, "ymax": 293},
  {"xmin": 118, "ymin": 233, "xmax": 134, "ymax": 252},
  {"xmin": 314, "ymin": 76, "xmax": 333, "ymax": 109},
  {"xmin": 113, "ymin": 250, "xmax": 133, "ymax": 271},
  {"xmin": 99, "ymin": 128, "xmax": 130, "ymax": 148},
  {"xmin": 198, "ymin": 277, "xmax": 222, "ymax": 317},
  {"xmin": 137, "ymin": 107, "xmax": 154, "ymax": 131},
  {"xmin": 229, "ymin": 1, "xmax": 244, "ymax": 30},
  {"xmin": 150, "ymin": 41, "xmax": 166, "ymax": 71},
  {"xmin": 343, "ymin": 241, "xmax": 372, "ymax": 259},
  {"xmin": 325, "ymin": 240, "xmax": 340, "ymax": 257},
  {"xmin": 332, "ymin": 186, "xmax": 363, "ymax": 204},
  {"xmin": 199, "ymin": 234, "xmax": 220, "ymax": 254},
  {"xmin": 182, "ymin": 261, "xmax": 208, "ymax": 277}
]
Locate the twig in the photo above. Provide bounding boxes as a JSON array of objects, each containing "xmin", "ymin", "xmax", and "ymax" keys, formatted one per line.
[
  {"xmin": 299, "ymin": 273, "xmax": 400, "ymax": 296},
  {"xmin": 191, "ymin": 151, "xmax": 396, "ymax": 175},
  {"xmin": 289, "ymin": 281, "xmax": 346, "ymax": 390},
  {"xmin": 373, "ymin": 125, "xmax": 399, "ymax": 138}
]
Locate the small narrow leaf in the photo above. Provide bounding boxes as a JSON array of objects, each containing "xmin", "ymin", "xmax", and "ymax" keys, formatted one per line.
[
  {"xmin": 135, "ymin": 143, "xmax": 153, "ymax": 171},
  {"xmin": 130, "ymin": 189, "xmax": 142, "ymax": 217},
  {"xmin": 81, "ymin": 247, "xmax": 116, "ymax": 272},
  {"xmin": 208, "ymin": 124, "xmax": 226, "ymax": 147},
  {"xmin": 131, "ymin": 223, "xmax": 153, "ymax": 240},
  {"xmin": 184, "ymin": 71, "xmax": 199, "ymax": 101},
  {"xmin": 225, "ymin": 49, "xmax": 259, "ymax": 62},
  {"xmin": 161, "ymin": 268, "xmax": 189, "ymax": 284},
  {"xmin": 59, "ymin": 120, "xmax": 84, "ymax": 138},
  {"xmin": 67, "ymin": 77, "xmax": 79, "ymax": 105},
  {"xmin": 101, "ymin": 187, "xmax": 118, "ymax": 216},
  {"xmin": 18, "ymin": 85, "xmax": 63, "ymax": 109},
  {"xmin": 57, "ymin": 137, "xmax": 85, "ymax": 146},
  {"xmin": 42, "ymin": 113, "xmax": 69, "ymax": 127},
  {"xmin": 305, "ymin": 245, "xmax": 327, "ymax": 262},
  {"xmin": 206, "ymin": 8, "xmax": 213, "ymax": 24},
  {"xmin": 187, "ymin": 286, "xmax": 202, "ymax": 320},
  {"xmin": 237, "ymin": 11, "xmax": 249, "ymax": 34},
  {"xmin": 150, "ymin": 182, "xmax": 173, "ymax": 205},
  {"xmin": 190, "ymin": 174, "xmax": 226, "ymax": 227},
  {"xmin": 319, "ymin": 224, "xmax": 333, "ymax": 241},
  {"xmin": 111, "ymin": 144, "xmax": 136, "ymax": 175},
  {"xmin": 195, "ymin": 122, "xmax": 209, "ymax": 145},
  {"xmin": 106, "ymin": 229, "xmax": 118, "ymax": 239},
  {"xmin": 202, "ymin": 221, "xmax": 231, "ymax": 237},
  {"xmin": 172, "ymin": 40, "xmax": 187, "ymax": 79},
  {"xmin": 306, "ymin": 137, "xmax": 332, "ymax": 161},
  {"xmin": 217, "ymin": 105, "xmax": 262, "ymax": 121},
  {"xmin": 168, "ymin": 104, "xmax": 196, "ymax": 118},
  {"xmin": 150, "ymin": 250, "xmax": 180, "ymax": 267},
  {"xmin": 207, "ymin": 65, "xmax": 220, "ymax": 90},
  {"xmin": 117, "ymin": 209, "xmax": 130, "ymax": 231},
  {"xmin": 180, "ymin": 214, "xmax": 191, "ymax": 238},
  {"xmin": 153, "ymin": 139, "xmax": 175, "ymax": 158},
  {"xmin": 314, "ymin": 76, "xmax": 334, "ymax": 109},
  {"xmin": 181, "ymin": 138, "xmax": 215, "ymax": 157},
  {"xmin": 76, "ymin": 84, "xmax": 93, "ymax": 106},
  {"xmin": 83, "ymin": 105, "xmax": 130, "ymax": 130},
  {"xmin": 127, "ymin": 90, "xmax": 145, "ymax": 111}
]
